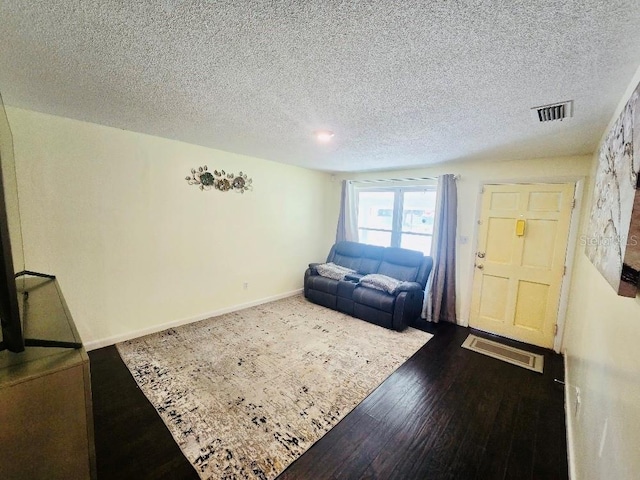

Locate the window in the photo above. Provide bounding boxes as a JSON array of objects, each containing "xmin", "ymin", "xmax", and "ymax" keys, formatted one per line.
[{"xmin": 356, "ymin": 185, "xmax": 437, "ymax": 255}]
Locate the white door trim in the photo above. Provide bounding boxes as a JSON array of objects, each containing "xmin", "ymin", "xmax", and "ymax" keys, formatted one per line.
[
  {"xmin": 555, "ymin": 178, "xmax": 584, "ymax": 353},
  {"xmin": 466, "ymin": 176, "xmax": 585, "ymax": 353}
]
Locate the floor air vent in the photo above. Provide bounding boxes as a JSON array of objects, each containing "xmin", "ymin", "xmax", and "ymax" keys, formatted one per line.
[
  {"xmin": 462, "ymin": 334, "xmax": 544, "ymax": 373},
  {"xmin": 531, "ymin": 100, "xmax": 573, "ymax": 122}
]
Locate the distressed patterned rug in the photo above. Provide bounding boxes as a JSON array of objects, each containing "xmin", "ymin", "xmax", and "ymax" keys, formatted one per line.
[{"xmin": 117, "ymin": 295, "xmax": 432, "ymax": 479}]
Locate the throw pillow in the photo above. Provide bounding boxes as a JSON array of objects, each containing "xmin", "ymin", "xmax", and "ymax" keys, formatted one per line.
[
  {"xmin": 316, "ymin": 262, "xmax": 356, "ymax": 281},
  {"xmin": 359, "ymin": 273, "xmax": 402, "ymax": 294}
]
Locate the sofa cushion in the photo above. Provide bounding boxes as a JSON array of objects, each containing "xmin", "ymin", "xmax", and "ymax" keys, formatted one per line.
[
  {"xmin": 307, "ymin": 289, "xmax": 337, "ymax": 310},
  {"xmin": 353, "ymin": 303, "xmax": 393, "ymax": 329},
  {"xmin": 334, "ymin": 241, "xmax": 364, "ymax": 255},
  {"xmin": 377, "ymin": 247, "xmax": 424, "ymax": 282},
  {"xmin": 331, "ymin": 241, "xmax": 364, "ymax": 270},
  {"xmin": 306, "ymin": 275, "xmax": 339, "ymax": 295},
  {"xmin": 383, "ymin": 247, "xmax": 424, "ymax": 266},
  {"xmin": 352, "ymin": 286, "xmax": 396, "ymax": 313},
  {"xmin": 377, "ymin": 262, "xmax": 419, "ymax": 282},
  {"xmin": 358, "ymin": 244, "xmax": 385, "ymax": 274}
]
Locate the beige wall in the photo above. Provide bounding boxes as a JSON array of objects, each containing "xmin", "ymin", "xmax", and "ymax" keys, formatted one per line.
[
  {"xmin": 330, "ymin": 154, "xmax": 593, "ymax": 327},
  {"xmin": 562, "ymin": 65, "xmax": 640, "ymax": 480},
  {"xmin": 7, "ymin": 108, "xmax": 334, "ymax": 348}
]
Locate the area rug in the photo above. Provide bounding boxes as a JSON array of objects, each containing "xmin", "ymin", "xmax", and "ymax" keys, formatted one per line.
[{"xmin": 116, "ymin": 295, "xmax": 432, "ymax": 479}]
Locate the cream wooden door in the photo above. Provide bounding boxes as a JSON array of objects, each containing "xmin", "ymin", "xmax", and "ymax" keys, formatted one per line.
[{"xmin": 469, "ymin": 183, "xmax": 575, "ymax": 348}]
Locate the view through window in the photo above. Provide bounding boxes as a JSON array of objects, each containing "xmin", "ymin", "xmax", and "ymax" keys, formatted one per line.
[{"xmin": 356, "ymin": 185, "xmax": 437, "ymax": 255}]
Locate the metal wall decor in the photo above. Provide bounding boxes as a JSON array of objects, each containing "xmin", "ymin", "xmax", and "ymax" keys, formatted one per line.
[{"xmin": 186, "ymin": 165, "xmax": 253, "ymax": 193}]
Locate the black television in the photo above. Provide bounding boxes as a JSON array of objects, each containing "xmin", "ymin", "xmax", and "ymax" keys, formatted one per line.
[
  {"xmin": 0, "ymin": 92, "xmax": 82, "ymax": 353},
  {"xmin": 0, "ymin": 91, "xmax": 26, "ymax": 353}
]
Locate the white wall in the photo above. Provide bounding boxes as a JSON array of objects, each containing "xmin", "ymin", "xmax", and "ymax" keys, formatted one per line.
[
  {"xmin": 7, "ymin": 108, "xmax": 334, "ymax": 348},
  {"xmin": 331, "ymin": 154, "xmax": 592, "ymax": 326},
  {"xmin": 562, "ymin": 65, "xmax": 640, "ymax": 480}
]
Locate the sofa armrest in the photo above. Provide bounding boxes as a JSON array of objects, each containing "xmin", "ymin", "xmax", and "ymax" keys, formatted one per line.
[
  {"xmin": 394, "ymin": 281, "xmax": 423, "ymax": 293},
  {"xmin": 304, "ymin": 267, "xmax": 316, "ymax": 298},
  {"xmin": 308, "ymin": 263, "xmax": 321, "ymax": 275},
  {"xmin": 392, "ymin": 289, "xmax": 425, "ymax": 331}
]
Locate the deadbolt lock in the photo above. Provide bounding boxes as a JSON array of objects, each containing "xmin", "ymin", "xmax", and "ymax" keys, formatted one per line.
[{"xmin": 477, "ymin": 252, "xmax": 485, "ymax": 258}]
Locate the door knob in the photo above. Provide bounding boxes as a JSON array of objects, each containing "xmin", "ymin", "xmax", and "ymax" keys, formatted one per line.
[
  {"xmin": 477, "ymin": 252, "xmax": 485, "ymax": 258},
  {"xmin": 477, "ymin": 264, "xmax": 484, "ymax": 270}
]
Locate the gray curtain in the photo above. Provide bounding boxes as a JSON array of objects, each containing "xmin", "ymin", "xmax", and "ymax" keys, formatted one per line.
[
  {"xmin": 424, "ymin": 174, "xmax": 457, "ymax": 323},
  {"xmin": 335, "ymin": 180, "xmax": 358, "ymax": 243},
  {"xmin": 335, "ymin": 180, "xmax": 348, "ymax": 243}
]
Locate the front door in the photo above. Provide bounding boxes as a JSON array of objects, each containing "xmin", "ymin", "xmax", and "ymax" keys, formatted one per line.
[{"xmin": 469, "ymin": 183, "xmax": 575, "ymax": 348}]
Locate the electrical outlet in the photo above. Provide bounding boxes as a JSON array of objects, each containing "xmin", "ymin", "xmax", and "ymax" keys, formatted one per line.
[
  {"xmin": 243, "ymin": 282, "xmax": 249, "ymax": 290},
  {"xmin": 574, "ymin": 386, "xmax": 581, "ymax": 418}
]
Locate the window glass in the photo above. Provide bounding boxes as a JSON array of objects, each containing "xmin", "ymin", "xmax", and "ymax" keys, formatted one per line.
[
  {"xmin": 401, "ymin": 233, "xmax": 432, "ymax": 255},
  {"xmin": 357, "ymin": 191, "xmax": 394, "ymax": 230},
  {"xmin": 358, "ymin": 229, "xmax": 392, "ymax": 248},
  {"xmin": 402, "ymin": 190, "xmax": 437, "ymax": 235},
  {"xmin": 355, "ymin": 185, "xmax": 436, "ymax": 254}
]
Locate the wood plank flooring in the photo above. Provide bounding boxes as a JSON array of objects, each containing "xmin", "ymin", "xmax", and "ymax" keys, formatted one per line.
[{"xmin": 89, "ymin": 322, "xmax": 568, "ymax": 480}]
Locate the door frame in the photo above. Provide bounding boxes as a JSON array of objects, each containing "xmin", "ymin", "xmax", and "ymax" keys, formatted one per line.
[{"xmin": 465, "ymin": 176, "xmax": 585, "ymax": 353}]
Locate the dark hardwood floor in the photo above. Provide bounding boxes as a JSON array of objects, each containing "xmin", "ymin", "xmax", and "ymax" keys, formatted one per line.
[{"xmin": 89, "ymin": 323, "xmax": 568, "ymax": 480}]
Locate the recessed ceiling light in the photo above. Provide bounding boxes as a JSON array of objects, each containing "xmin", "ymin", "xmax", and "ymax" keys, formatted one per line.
[{"xmin": 314, "ymin": 130, "xmax": 335, "ymax": 142}]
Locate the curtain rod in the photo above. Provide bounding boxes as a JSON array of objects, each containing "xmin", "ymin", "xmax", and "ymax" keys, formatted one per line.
[{"xmin": 347, "ymin": 175, "xmax": 459, "ymax": 184}]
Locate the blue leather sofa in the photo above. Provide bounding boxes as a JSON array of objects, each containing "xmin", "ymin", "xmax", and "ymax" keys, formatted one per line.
[{"xmin": 304, "ymin": 241, "xmax": 433, "ymax": 331}]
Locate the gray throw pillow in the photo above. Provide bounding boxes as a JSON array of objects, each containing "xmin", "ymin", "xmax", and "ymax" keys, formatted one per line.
[
  {"xmin": 359, "ymin": 274, "xmax": 402, "ymax": 294},
  {"xmin": 316, "ymin": 262, "xmax": 356, "ymax": 281}
]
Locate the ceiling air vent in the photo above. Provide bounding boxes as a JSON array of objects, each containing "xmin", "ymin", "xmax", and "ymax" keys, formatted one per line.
[{"xmin": 531, "ymin": 100, "xmax": 573, "ymax": 122}]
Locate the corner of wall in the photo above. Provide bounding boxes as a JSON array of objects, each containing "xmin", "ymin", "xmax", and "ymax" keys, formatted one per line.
[{"xmin": 562, "ymin": 62, "xmax": 640, "ymax": 480}]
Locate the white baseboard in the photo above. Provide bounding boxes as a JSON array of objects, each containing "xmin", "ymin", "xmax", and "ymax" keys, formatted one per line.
[
  {"xmin": 84, "ymin": 288, "xmax": 304, "ymax": 351},
  {"xmin": 564, "ymin": 350, "xmax": 577, "ymax": 480}
]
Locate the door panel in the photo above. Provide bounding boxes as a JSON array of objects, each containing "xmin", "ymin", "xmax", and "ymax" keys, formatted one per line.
[
  {"xmin": 470, "ymin": 183, "xmax": 575, "ymax": 348},
  {"xmin": 490, "ymin": 192, "xmax": 519, "ymax": 210},
  {"xmin": 478, "ymin": 275, "xmax": 510, "ymax": 323},
  {"xmin": 513, "ymin": 280, "xmax": 549, "ymax": 330},
  {"xmin": 486, "ymin": 218, "xmax": 516, "ymax": 264},
  {"xmin": 528, "ymin": 191, "xmax": 562, "ymax": 212},
  {"xmin": 521, "ymin": 219, "xmax": 558, "ymax": 268}
]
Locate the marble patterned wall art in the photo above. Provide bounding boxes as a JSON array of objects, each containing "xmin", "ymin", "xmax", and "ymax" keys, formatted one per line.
[{"xmin": 585, "ymin": 81, "xmax": 640, "ymax": 297}]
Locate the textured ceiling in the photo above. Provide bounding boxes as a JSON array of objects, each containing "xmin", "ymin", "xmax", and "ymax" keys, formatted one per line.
[{"xmin": 1, "ymin": 1, "xmax": 639, "ymax": 172}]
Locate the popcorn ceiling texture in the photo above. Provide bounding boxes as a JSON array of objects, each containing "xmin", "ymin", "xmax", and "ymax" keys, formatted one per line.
[{"xmin": 0, "ymin": 1, "xmax": 639, "ymax": 172}]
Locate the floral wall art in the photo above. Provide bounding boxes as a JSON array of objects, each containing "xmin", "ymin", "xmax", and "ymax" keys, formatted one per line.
[
  {"xmin": 585, "ymin": 81, "xmax": 640, "ymax": 297},
  {"xmin": 186, "ymin": 166, "xmax": 252, "ymax": 193}
]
